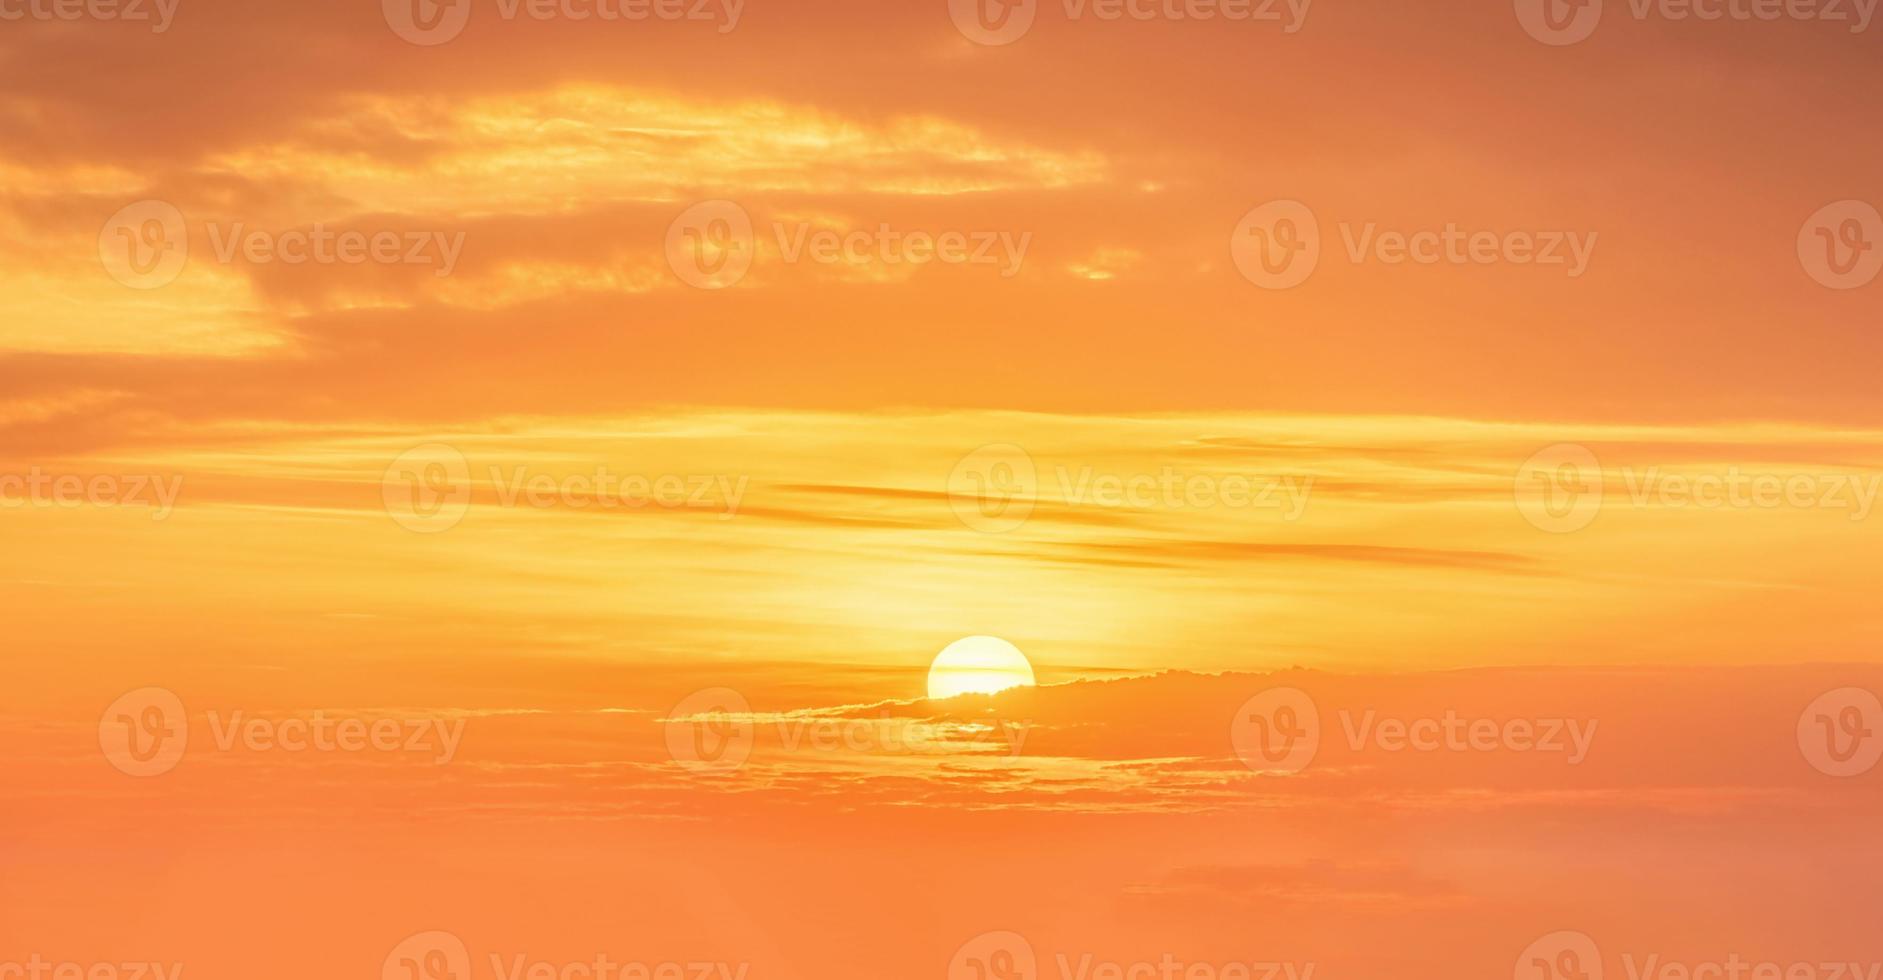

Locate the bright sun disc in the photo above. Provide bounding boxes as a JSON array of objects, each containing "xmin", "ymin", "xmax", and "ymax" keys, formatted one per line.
[{"xmin": 927, "ymin": 636, "xmax": 1036, "ymax": 700}]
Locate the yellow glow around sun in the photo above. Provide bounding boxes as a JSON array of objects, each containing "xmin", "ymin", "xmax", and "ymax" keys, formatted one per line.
[{"xmin": 926, "ymin": 636, "xmax": 1037, "ymax": 700}]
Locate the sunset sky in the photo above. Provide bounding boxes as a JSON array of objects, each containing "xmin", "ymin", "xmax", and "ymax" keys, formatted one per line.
[{"xmin": 3, "ymin": 1, "xmax": 1881, "ymax": 979}]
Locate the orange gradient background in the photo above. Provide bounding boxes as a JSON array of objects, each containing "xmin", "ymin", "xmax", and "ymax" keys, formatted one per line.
[{"xmin": 2, "ymin": 1, "xmax": 1881, "ymax": 979}]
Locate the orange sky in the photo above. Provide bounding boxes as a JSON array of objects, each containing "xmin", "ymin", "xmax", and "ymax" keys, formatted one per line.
[{"xmin": 3, "ymin": 2, "xmax": 1882, "ymax": 980}]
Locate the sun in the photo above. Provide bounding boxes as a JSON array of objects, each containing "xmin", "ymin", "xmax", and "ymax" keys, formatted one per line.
[{"xmin": 926, "ymin": 635, "xmax": 1037, "ymax": 700}]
